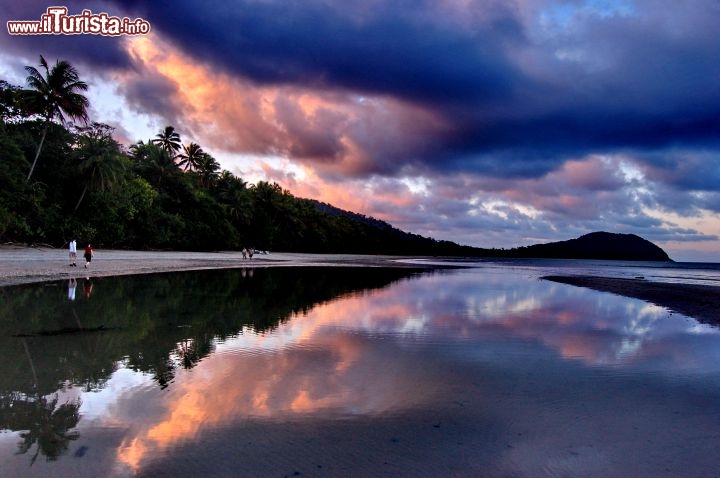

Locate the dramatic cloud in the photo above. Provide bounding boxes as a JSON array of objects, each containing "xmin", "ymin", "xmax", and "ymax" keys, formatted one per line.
[{"xmin": 107, "ymin": 0, "xmax": 720, "ymax": 175}]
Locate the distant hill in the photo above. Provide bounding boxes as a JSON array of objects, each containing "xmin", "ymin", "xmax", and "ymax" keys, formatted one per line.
[
  {"xmin": 310, "ymin": 200, "xmax": 397, "ymax": 230},
  {"xmin": 502, "ymin": 232, "xmax": 672, "ymax": 261},
  {"xmin": 306, "ymin": 199, "xmax": 478, "ymax": 255},
  {"xmin": 309, "ymin": 201, "xmax": 672, "ymax": 261}
]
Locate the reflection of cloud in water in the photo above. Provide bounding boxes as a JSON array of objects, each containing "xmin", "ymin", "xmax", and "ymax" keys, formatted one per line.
[
  {"xmin": 215, "ymin": 268, "xmax": 720, "ymax": 371},
  {"xmin": 116, "ymin": 326, "xmax": 444, "ymax": 471},
  {"xmin": 103, "ymin": 267, "xmax": 720, "ymax": 472},
  {"xmin": 405, "ymin": 271, "xmax": 720, "ymax": 368}
]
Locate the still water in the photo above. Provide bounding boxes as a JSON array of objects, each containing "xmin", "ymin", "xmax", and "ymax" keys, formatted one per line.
[{"xmin": 2, "ymin": 264, "xmax": 720, "ymax": 477}]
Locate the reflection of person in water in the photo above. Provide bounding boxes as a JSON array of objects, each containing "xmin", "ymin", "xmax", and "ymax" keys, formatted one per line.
[
  {"xmin": 83, "ymin": 278, "xmax": 93, "ymax": 299},
  {"xmin": 68, "ymin": 278, "xmax": 77, "ymax": 301}
]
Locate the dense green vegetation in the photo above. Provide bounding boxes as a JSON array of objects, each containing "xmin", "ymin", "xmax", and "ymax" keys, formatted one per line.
[
  {"xmin": 0, "ymin": 56, "xmax": 477, "ymax": 254},
  {"xmin": 0, "ymin": 57, "xmax": 672, "ymax": 260}
]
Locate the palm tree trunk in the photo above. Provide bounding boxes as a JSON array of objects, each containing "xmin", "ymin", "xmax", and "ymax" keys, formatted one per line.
[
  {"xmin": 22, "ymin": 338, "xmax": 39, "ymax": 390},
  {"xmin": 74, "ymin": 184, "xmax": 88, "ymax": 211},
  {"xmin": 26, "ymin": 122, "xmax": 49, "ymax": 182}
]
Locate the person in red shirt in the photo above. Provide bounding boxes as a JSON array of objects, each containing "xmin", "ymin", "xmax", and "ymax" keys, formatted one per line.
[{"xmin": 84, "ymin": 243, "xmax": 93, "ymax": 268}]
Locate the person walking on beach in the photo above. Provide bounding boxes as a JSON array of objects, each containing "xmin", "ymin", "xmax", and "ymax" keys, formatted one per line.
[
  {"xmin": 84, "ymin": 243, "xmax": 93, "ymax": 268},
  {"xmin": 69, "ymin": 239, "xmax": 77, "ymax": 266}
]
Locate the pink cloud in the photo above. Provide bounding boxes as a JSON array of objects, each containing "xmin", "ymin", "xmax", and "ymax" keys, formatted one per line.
[{"xmin": 118, "ymin": 36, "xmax": 449, "ymax": 180}]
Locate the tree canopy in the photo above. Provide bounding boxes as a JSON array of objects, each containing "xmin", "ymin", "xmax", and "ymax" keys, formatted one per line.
[
  {"xmin": 22, "ymin": 55, "xmax": 89, "ymax": 182},
  {"xmin": 0, "ymin": 57, "xmax": 477, "ymax": 255}
]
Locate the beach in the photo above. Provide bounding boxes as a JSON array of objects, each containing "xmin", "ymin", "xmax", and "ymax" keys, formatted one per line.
[
  {"xmin": 2, "ymin": 246, "xmax": 719, "ymax": 325},
  {"xmin": 0, "ymin": 246, "xmax": 426, "ymax": 287},
  {"xmin": 4, "ymin": 250, "xmax": 720, "ymax": 477}
]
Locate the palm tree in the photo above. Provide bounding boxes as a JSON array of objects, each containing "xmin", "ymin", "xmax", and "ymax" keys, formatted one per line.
[
  {"xmin": 130, "ymin": 140, "xmax": 179, "ymax": 186},
  {"xmin": 23, "ymin": 55, "xmax": 89, "ymax": 182},
  {"xmin": 195, "ymin": 152, "xmax": 221, "ymax": 188},
  {"xmin": 73, "ymin": 123, "xmax": 127, "ymax": 211},
  {"xmin": 217, "ymin": 171, "xmax": 252, "ymax": 225},
  {"xmin": 177, "ymin": 142, "xmax": 204, "ymax": 171},
  {"xmin": 152, "ymin": 126, "xmax": 182, "ymax": 157}
]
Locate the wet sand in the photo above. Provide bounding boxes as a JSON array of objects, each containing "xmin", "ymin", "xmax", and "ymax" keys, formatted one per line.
[
  {"xmin": 543, "ymin": 275, "xmax": 720, "ymax": 324},
  {"xmin": 0, "ymin": 246, "xmax": 428, "ymax": 287}
]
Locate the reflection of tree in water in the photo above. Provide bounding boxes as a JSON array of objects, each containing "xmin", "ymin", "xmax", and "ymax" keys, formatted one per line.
[
  {"xmin": 118, "ymin": 324, "xmax": 217, "ymax": 389},
  {"xmin": 0, "ymin": 267, "xmax": 431, "ymax": 462},
  {"xmin": 174, "ymin": 335, "xmax": 214, "ymax": 371},
  {"xmin": 0, "ymin": 393, "xmax": 80, "ymax": 465},
  {"xmin": 120, "ymin": 267, "xmax": 418, "ymax": 389},
  {"xmin": 0, "ymin": 315, "xmax": 113, "ymax": 463},
  {"xmin": 147, "ymin": 333, "xmax": 216, "ymax": 389},
  {"xmin": 152, "ymin": 356, "xmax": 176, "ymax": 390},
  {"xmin": 0, "ymin": 266, "xmax": 429, "ymax": 440},
  {"xmin": 0, "ymin": 267, "xmax": 425, "ymax": 463}
]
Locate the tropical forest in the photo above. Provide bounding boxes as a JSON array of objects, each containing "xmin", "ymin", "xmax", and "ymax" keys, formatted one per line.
[
  {"xmin": 0, "ymin": 56, "xmax": 479, "ymax": 254},
  {"xmin": 0, "ymin": 56, "xmax": 672, "ymax": 261}
]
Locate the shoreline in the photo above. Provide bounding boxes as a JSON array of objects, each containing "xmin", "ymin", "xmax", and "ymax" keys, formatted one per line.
[
  {"xmin": 0, "ymin": 247, "xmax": 435, "ymax": 287},
  {"xmin": 543, "ymin": 275, "xmax": 720, "ymax": 324},
  {"xmin": 4, "ymin": 248, "xmax": 719, "ymax": 326}
]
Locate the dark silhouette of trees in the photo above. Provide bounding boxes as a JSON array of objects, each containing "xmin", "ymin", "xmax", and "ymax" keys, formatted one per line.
[
  {"xmin": 177, "ymin": 142, "xmax": 204, "ymax": 171},
  {"xmin": 130, "ymin": 140, "xmax": 181, "ymax": 187},
  {"xmin": 73, "ymin": 123, "xmax": 127, "ymax": 211},
  {"xmin": 152, "ymin": 125, "xmax": 182, "ymax": 157},
  {"xmin": 12, "ymin": 395, "xmax": 81, "ymax": 464},
  {"xmin": 22, "ymin": 55, "xmax": 89, "ymax": 182},
  {"xmin": 194, "ymin": 152, "xmax": 220, "ymax": 188}
]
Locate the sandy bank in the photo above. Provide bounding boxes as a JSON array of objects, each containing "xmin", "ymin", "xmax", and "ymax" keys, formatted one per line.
[
  {"xmin": 0, "ymin": 247, "xmax": 430, "ymax": 287},
  {"xmin": 543, "ymin": 275, "xmax": 720, "ymax": 324}
]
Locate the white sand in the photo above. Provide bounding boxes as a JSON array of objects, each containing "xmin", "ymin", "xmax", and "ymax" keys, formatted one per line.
[{"xmin": 0, "ymin": 246, "xmax": 421, "ymax": 287}]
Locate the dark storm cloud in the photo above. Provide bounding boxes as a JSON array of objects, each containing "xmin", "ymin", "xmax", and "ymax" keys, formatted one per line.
[
  {"xmin": 117, "ymin": 0, "xmax": 525, "ymax": 103},
  {"xmin": 119, "ymin": 73, "xmax": 185, "ymax": 129},
  {"xmin": 639, "ymin": 151, "xmax": 720, "ymax": 192},
  {"xmin": 105, "ymin": 0, "xmax": 720, "ymax": 180},
  {"xmin": 5, "ymin": 0, "xmax": 719, "ymax": 188}
]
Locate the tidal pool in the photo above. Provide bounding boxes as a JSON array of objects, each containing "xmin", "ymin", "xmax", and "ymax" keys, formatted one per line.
[{"xmin": 2, "ymin": 264, "xmax": 720, "ymax": 477}]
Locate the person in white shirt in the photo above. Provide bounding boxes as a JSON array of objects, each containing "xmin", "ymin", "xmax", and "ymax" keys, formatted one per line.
[{"xmin": 69, "ymin": 239, "xmax": 77, "ymax": 267}]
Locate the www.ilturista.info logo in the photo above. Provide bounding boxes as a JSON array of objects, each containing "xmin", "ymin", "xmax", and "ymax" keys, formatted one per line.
[{"xmin": 7, "ymin": 7, "xmax": 151, "ymax": 36}]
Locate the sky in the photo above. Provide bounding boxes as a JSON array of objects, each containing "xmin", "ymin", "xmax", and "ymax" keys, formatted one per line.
[{"xmin": 2, "ymin": 0, "xmax": 720, "ymax": 261}]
